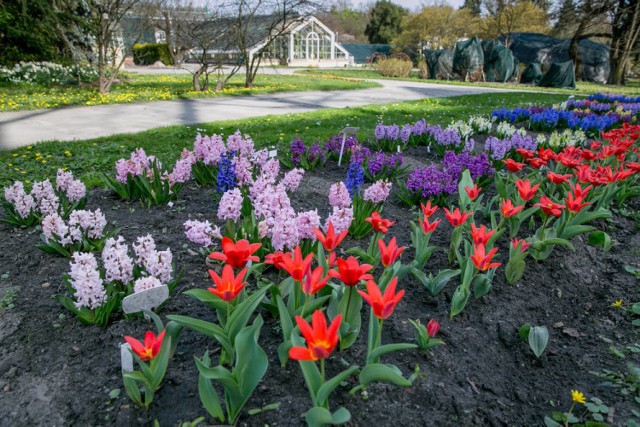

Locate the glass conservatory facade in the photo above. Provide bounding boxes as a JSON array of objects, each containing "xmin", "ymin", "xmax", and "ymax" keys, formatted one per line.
[{"xmin": 253, "ymin": 17, "xmax": 353, "ymax": 67}]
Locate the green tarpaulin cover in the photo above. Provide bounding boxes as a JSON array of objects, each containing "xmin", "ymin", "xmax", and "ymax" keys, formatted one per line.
[
  {"xmin": 520, "ymin": 63, "xmax": 543, "ymax": 84},
  {"xmin": 538, "ymin": 61, "xmax": 576, "ymax": 89},
  {"xmin": 482, "ymin": 40, "xmax": 515, "ymax": 83},
  {"xmin": 424, "ymin": 48, "xmax": 455, "ymax": 80},
  {"xmin": 453, "ymin": 36, "xmax": 484, "ymax": 81}
]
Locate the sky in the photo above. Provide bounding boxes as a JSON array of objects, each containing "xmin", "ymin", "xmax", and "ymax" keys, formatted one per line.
[{"xmin": 350, "ymin": 0, "xmax": 465, "ymax": 11}]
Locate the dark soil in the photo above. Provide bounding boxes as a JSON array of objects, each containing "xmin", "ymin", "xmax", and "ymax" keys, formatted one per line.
[{"xmin": 1, "ymin": 146, "xmax": 639, "ymax": 427}]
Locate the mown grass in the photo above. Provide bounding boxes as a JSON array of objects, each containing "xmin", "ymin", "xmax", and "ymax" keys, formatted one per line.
[
  {"xmin": 0, "ymin": 92, "xmax": 572, "ymax": 187},
  {"xmin": 0, "ymin": 73, "xmax": 379, "ymax": 112},
  {"xmin": 297, "ymin": 68, "xmax": 640, "ymax": 96}
]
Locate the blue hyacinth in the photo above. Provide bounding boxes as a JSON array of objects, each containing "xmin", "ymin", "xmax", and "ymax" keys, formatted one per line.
[
  {"xmin": 345, "ymin": 161, "xmax": 364, "ymax": 198},
  {"xmin": 216, "ymin": 152, "xmax": 237, "ymax": 193}
]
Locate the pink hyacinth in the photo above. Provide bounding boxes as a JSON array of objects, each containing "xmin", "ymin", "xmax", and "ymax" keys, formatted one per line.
[
  {"xmin": 363, "ymin": 180, "xmax": 392, "ymax": 204},
  {"xmin": 249, "ymin": 175, "xmax": 271, "ymax": 202},
  {"xmin": 133, "ymin": 235, "xmax": 157, "ymax": 263},
  {"xmin": 324, "ymin": 206, "xmax": 353, "ymax": 235},
  {"xmin": 184, "ymin": 220, "xmax": 219, "ymax": 247},
  {"xmin": 102, "ymin": 236, "xmax": 134, "ymax": 284},
  {"xmin": 218, "ymin": 188, "xmax": 243, "ymax": 222},
  {"xmin": 115, "ymin": 159, "xmax": 141, "ymax": 183},
  {"xmin": 66, "ymin": 179, "xmax": 87, "ymax": 203},
  {"xmin": 252, "ymin": 148, "xmax": 269, "ymax": 167},
  {"xmin": 166, "ymin": 157, "xmax": 193, "ymax": 185},
  {"xmin": 296, "ymin": 210, "xmax": 321, "ymax": 241},
  {"xmin": 271, "ymin": 211, "xmax": 300, "ymax": 251},
  {"xmin": 142, "ymin": 249, "xmax": 173, "ymax": 283},
  {"xmin": 68, "ymin": 209, "xmax": 106, "ymax": 241},
  {"xmin": 226, "ymin": 130, "xmax": 254, "ymax": 158},
  {"xmin": 56, "ymin": 169, "xmax": 74, "ymax": 192},
  {"xmin": 42, "ymin": 212, "xmax": 70, "ymax": 245},
  {"xmin": 328, "ymin": 182, "xmax": 352, "ymax": 208},
  {"xmin": 260, "ymin": 158, "xmax": 280, "ymax": 182},
  {"xmin": 133, "ymin": 276, "xmax": 163, "ymax": 293},
  {"xmin": 68, "ymin": 252, "xmax": 105, "ymax": 309},
  {"xmin": 31, "ymin": 180, "xmax": 59, "ymax": 216},
  {"xmin": 4, "ymin": 182, "xmax": 36, "ymax": 218},
  {"xmin": 281, "ymin": 168, "xmax": 305, "ymax": 192},
  {"xmin": 193, "ymin": 133, "xmax": 225, "ymax": 165},
  {"xmin": 232, "ymin": 156, "xmax": 253, "ymax": 187}
]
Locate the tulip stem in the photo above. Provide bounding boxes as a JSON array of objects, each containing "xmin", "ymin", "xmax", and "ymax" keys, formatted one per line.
[
  {"xmin": 320, "ymin": 358, "xmax": 326, "ymax": 383},
  {"xmin": 301, "ymin": 294, "xmax": 309, "ymax": 318}
]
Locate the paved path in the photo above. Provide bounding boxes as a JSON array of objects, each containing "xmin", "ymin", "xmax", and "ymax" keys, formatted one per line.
[{"xmin": 0, "ymin": 78, "xmax": 521, "ymax": 150}]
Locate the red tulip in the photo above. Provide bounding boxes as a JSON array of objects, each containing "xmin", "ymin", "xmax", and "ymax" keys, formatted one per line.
[
  {"xmin": 289, "ymin": 310, "xmax": 342, "ymax": 361},
  {"xmin": 378, "ymin": 237, "xmax": 405, "ymax": 267},
  {"xmin": 470, "ymin": 223, "xmax": 496, "ymax": 246},
  {"xmin": 208, "ymin": 265, "xmax": 248, "ymax": 302},
  {"xmin": 516, "ymin": 148, "xmax": 535, "ymax": 159},
  {"xmin": 511, "ymin": 238, "xmax": 531, "ymax": 252},
  {"xmin": 515, "ymin": 179, "xmax": 540, "ymax": 202},
  {"xmin": 464, "ymin": 184, "xmax": 481, "ymax": 201},
  {"xmin": 546, "ymin": 172, "xmax": 572, "ymax": 185},
  {"xmin": 365, "ymin": 211, "xmax": 395, "ymax": 234},
  {"xmin": 500, "ymin": 199, "xmax": 524, "ymax": 218},
  {"xmin": 503, "ymin": 159, "xmax": 525, "ymax": 172},
  {"xmin": 565, "ymin": 192, "xmax": 590, "ymax": 214},
  {"xmin": 471, "ymin": 244, "xmax": 501, "ymax": 271},
  {"xmin": 280, "ymin": 246, "xmax": 313, "ymax": 282},
  {"xmin": 534, "ymin": 196, "xmax": 565, "ymax": 217},
  {"xmin": 444, "ymin": 207, "xmax": 473, "ymax": 227},
  {"xmin": 313, "ymin": 221, "xmax": 348, "ymax": 252},
  {"xmin": 538, "ymin": 148, "xmax": 557, "ymax": 162},
  {"xmin": 358, "ymin": 277, "xmax": 404, "ymax": 320},
  {"xmin": 426, "ymin": 320, "xmax": 439, "ymax": 338},
  {"xmin": 209, "ymin": 237, "xmax": 261, "ymax": 269},
  {"xmin": 420, "ymin": 200, "xmax": 438, "ymax": 217},
  {"xmin": 418, "ymin": 215, "xmax": 441, "ymax": 234},
  {"xmin": 527, "ymin": 157, "xmax": 547, "ymax": 168},
  {"xmin": 124, "ymin": 330, "xmax": 166, "ymax": 362},
  {"xmin": 264, "ymin": 251, "xmax": 288, "ymax": 270},
  {"xmin": 569, "ymin": 182, "xmax": 592, "ymax": 199},
  {"xmin": 302, "ymin": 266, "xmax": 331, "ymax": 296},
  {"xmin": 327, "ymin": 256, "xmax": 373, "ymax": 287}
]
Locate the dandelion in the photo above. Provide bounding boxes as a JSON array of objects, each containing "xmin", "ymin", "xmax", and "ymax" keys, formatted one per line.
[{"xmin": 571, "ymin": 390, "xmax": 586, "ymax": 404}]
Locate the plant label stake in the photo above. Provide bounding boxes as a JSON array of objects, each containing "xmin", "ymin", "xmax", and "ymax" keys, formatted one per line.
[
  {"xmin": 337, "ymin": 127, "xmax": 359, "ymax": 167},
  {"xmin": 122, "ymin": 285, "xmax": 169, "ymax": 318},
  {"xmin": 269, "ymin": 149, "xmax": 278, "ymax": 158},
  {"xmin": 120, "ymin": 342, "xmax": 134, "ymax": 372}
]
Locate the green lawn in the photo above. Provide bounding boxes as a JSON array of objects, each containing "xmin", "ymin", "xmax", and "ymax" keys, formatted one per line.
[
  {"xmin": 296, "ymin": 69, "xmax": 640, "ymax": 96},
  {"xmin": 0, "ymin": 73, "xmax": 380, "ymax": 112},
  {"xmin": 0, "ymin": 92, "xmax": 572, "ymax": 187}
]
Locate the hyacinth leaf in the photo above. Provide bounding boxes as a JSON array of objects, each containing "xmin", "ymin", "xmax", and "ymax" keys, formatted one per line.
[
  {"xmin": 359, "ymin": 363, "xmax": 414, "ymax": 387},
  {"xmin": 305, "ymin": 406, "xmax": 351, "ymax": 427},
  {"xmin": 528, "ymin": 326, "xmax": 549, "ymax": 358},
  {"xmin": 473, "ymin": 274, "xmax": 492, "ymax": 299},
  {"xmin": 315, "ymin": 365, "xmax": 359, "ymax": 406},
  {"xmin": 184, "ymin": 289, "xmax": 228, "ymax": 311},
  {"xmin": 367, "ymin": 344, "xmax": 418, "ymax": 364}
]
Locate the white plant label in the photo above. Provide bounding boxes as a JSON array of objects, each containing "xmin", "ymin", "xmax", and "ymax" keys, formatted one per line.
[
  {"xmin": 269, "ymin": 149, "xmax": 278, "ymax": 158},
  {"xmin": 122, "ymin": 285, "xmax": 169, "ymax": 315},
  {"xmin": 120, "ymin": 342, "xmax": 134, "ymax": 372}
]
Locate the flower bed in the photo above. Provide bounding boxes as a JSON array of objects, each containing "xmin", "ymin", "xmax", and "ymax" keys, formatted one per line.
[{"xmin": 0, "ymin": 94, "xmax": 639, "ymax": 426}]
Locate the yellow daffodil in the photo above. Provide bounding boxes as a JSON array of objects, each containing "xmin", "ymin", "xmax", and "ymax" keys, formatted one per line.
[{"xmin": 571, "ymin": 390, "xmax": 586, "ymax": 404}]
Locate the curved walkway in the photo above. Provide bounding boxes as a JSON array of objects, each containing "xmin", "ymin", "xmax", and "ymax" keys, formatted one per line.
[{"xmin": 0, "ymin": 78, "xmax": 520, "ymax": 150}]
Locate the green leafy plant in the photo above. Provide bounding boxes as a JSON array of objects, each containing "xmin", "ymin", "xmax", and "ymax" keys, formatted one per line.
[{"xmin": 519, "ymin": 324, "xmax": 549, "ymax": 358}]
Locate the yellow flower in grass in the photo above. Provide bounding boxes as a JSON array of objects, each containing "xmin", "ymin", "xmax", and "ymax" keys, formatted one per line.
[
  {"xmin": 571, "ymin": 390, "xmax": 586, "ymax": 404},
  {"xmin": 612, "ymin": 299, "xmax": 623, "ymax": 308}
]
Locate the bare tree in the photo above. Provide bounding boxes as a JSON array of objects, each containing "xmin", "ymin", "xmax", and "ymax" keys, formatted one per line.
[
  {"xmin": 147, "ymin": 0, "xmax": 196, "ymax": 65},
  {"xmin": 216, "ymin": 0, "xmax": 322, "ymax": 88},
  {"xmin": 608, "ymin": 0, "xmax": 640, "ymax": 84},
  {"xmin": 89, "ymin": 0, "xmax": 151, "ymax": 93}
]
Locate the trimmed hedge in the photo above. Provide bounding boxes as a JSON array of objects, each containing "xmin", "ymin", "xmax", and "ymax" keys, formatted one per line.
[{"xmin": 132, "ymin": 43, "xmax": 174, "ymax": 66}]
